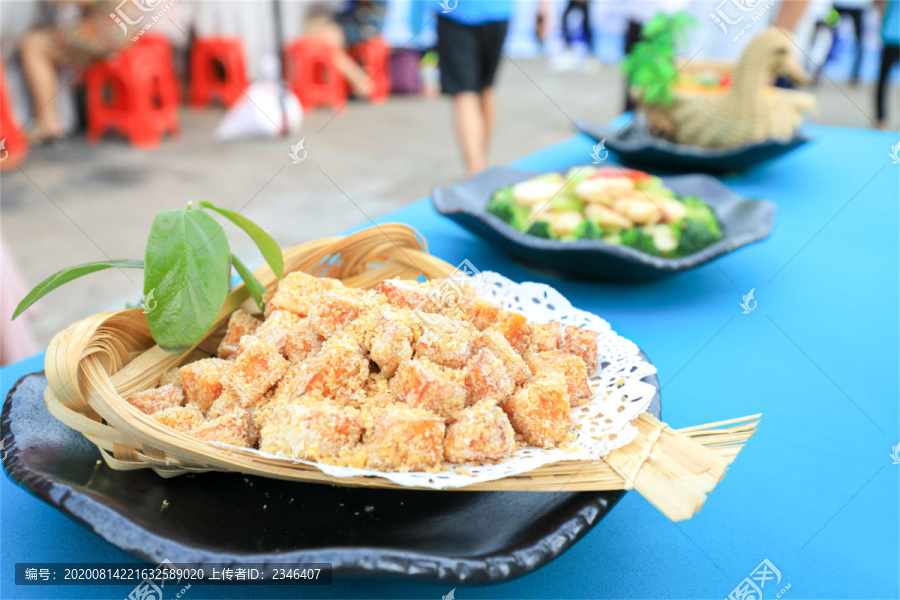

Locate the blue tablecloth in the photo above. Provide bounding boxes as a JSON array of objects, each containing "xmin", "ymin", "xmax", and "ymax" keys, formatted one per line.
[{"xmin": 2, "ymin": 125, "xmax": 898, "ymax": 599}]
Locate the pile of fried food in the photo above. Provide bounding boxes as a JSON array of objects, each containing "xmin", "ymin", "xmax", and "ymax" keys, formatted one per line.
[{"xmin": 127, "ymin": 272, "xmax": 599, "ymax": 472}]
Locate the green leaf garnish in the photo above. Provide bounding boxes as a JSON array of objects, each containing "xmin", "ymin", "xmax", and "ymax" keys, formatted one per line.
[
  {"xmin": 231, "ymin": 253, "xmax": 267, "ymax": 312},
  {"xmin": 199, "ymin": 201, "xmax": 284, "ymax": 279},
  {"xmin": 143, "ymin": 209, "xmax": 231, "ymax": 353},
  {"xmin": 12, "ymin": 260, "xmax": 144, "ymax": 320}
]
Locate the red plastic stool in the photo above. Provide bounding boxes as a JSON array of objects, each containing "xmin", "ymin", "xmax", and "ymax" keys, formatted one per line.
[
  {"xmin": 347, "ymin": 36, "xmax": 391, "ymax": 103},
  {"xmin": 189, "ymin": 37, "xmax": 248, "ymax": 108},
  {"xmin": 85, "ymin": 44, "xmax": 179, "ymax": 148},
  {"xmin": 283, "ymin": 38, "xmax": 347, "ymax": 112},
  {"xmin": 0, "ymin": 63, "xmax": 28, "ymax": 169},
  {"xmin": 136, "ymin": 34, "xmax": 180, "ymax": 102}
]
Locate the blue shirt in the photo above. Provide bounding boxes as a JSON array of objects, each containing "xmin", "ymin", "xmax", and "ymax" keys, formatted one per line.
[
  {"xmin": 883, "ymin": 0, "xmax": 899, "ymax": 44},
  {"xmin": 439, "ymin": 0, "xmax": 512, "ymax": 25}
]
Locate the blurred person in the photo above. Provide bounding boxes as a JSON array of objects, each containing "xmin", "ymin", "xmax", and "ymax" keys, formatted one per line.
[
  {"xmin": 875, "ymin": 0, "xmax": 899, "ymax": 127},
  {"xmin": 303, "ymin": 0, "xmax": 387, "ymax": 98},
  {"xmin": 831, "ymin": 0, "xmax": 872, "ymax": 84},
  {"xmin": 18, "ymin": 0, "xmax": 128, "ymax": 144},
  {"xmin": 557, "ymin": 0, "xmax": 594, "ymax": 71},
  {"xmin": 436, "ymin": 0, "xmax": 512, "ymax": 175},
  {"xmin": 1, "ymin": 239, "xmax": 38, "ymax": 366}
]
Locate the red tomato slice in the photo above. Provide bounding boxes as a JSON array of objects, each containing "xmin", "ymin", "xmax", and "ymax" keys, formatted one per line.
[{"xmin": 587, "ymin": 167, "xmax": 652, "ymax": 181}]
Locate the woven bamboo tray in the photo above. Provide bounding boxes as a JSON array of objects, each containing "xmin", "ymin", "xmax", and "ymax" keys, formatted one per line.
[{"xmin": 44, "ymin": 224, "xmax": 758, "ymax": 522}]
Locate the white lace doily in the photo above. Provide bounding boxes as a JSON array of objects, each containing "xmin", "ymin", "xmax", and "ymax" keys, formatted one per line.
[{"xmin": 244, "ymin": 271, "xmax": 657, "ymax": 489}]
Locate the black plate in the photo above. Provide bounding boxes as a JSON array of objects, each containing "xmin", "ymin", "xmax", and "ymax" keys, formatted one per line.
[
  {"xmin": 2, "ymin": 367, "xmax": 660, "ymax": 583},
  {"xmin": 431, "ymin": 167, "xmax": 775, "ymax": 282},
  {"xmin": 577, "ymin": 120, "xmax": 812, "ymax": 174}
]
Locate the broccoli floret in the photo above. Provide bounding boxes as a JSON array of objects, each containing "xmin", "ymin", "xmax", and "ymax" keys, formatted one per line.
[
  {"xmin": 572, "ymin": 220, "xmax": 604, "ymax": 240},
  {"xmin": 675, "ymin": 219, "xmax": 722, "ymax": 256},
  {"xmin": 620, "ymin": 228, "xmax": 661, "ymax": 256},
  {"xmin": 681, "ymin": 197, "xmax": 722, "ymax": 236},
  {"xmin": 487, "ymin": 188, "xmax": 530, "ymax": 230},
  {"xmin": 527, "ymin": 221, "xmax": 554, "ymax": 239}
]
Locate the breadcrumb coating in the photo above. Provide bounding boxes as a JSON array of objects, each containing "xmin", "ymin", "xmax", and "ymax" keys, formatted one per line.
[
  {"xmin": 501, "ymin": 372, "xmax": 571, "ymax": 448},
  {"xmin": 527, "ymin": 351, "xmax": 592, "ymax": 406},
  {"xmin": 127, "ymin": 384, "xmax": 184, "ymax": 415},
  {"xmin": 444, "ymin": 401, "xmax": 517, "ymax": 463},
  {"xmin": 217, "ymin": 310, "xmax": 261, "ymax": 359},
  {"xmin": 135, "ymin": 273, "xmax": 601, "ymax": 472}
]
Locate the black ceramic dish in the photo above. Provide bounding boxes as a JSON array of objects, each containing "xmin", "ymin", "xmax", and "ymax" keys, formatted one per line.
[
  {"xmin": 577, "ymin": 120, "xmax": 812, "ymax": 174},
  {"xmin": 3, "ymin": 366, "xmax": 660, "ymax": 584},
  {"xmin": 431, "ymin": 167, "xmax": 775, "ymax": 282}
]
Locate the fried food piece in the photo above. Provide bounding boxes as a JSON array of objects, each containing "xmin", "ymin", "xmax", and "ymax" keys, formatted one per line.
[
  {"xmin": 365, "ymin": 405, "xmax": 445, "ymax": 471},
  {"xmin": 190, "ymin": 407, "xmax": 258, "ymax": 448},
  {"xmin": 464, "ymin": 348, "xmax": 515, "ymax": 404},
  {"xmin": 414, "ymin": 314, "xmax": 476, "ymax": 369},
  {"xmin": 127, "ymin": 384, "xmax": 184, "ymax": 415},
  {"xmin": 489, "ymin": 311, "xmax": 532, "ymax": 354},
  {"xmin": 444, "ymin": 401, "xmax": 517, "ymax": 463},
  {"xmin": 205, "ymin": 387, "xmax": 241, "ymax": 419},
  {"xmin": 217, "ymin": 310, "xmax": 261, "ymax": 359},
  {"xmin": 290, "ymin": 334, "xmax": 369, "ymax": 403},
  {"xmin": 179, "ymin": 358, "xmax": 230, "ymax": 412},
  {"xmin": 501, "ymin": 372, "xmax": 570, "ymax": 448},
  {"xmin": 258, "ymin": 400, "xmax": 362, "ymax": 462},
  {"xmin": 227, "ymin": 336, "xmax": 289, "ymax": 410},
  {"xmin": 528, "ymin": 322, "xmax": 562, "ymax": 354},
  {"xmin": 283, "ymin": 317, "xmax": 321, "ymax": 363},
  {"xmin": 461, "ymin": 297, "xmax": 502, "ymax": 330},
  {"xmin": 561, "ymin": 326, "xmax": 599, "ymax": 372},
  {"xmin": 368, "ymin": 310, "xmax": 415, "ymax": 378},
  {"xmin": 255, "ymin": 310, "xmax": 300, "ymax": 355},
  {"xmin": 472, "ymin": 330, "xmax": 532, "ymax": 385},
  {"xmin": 308, "ymin": 292, "xmax": 363, "ymax": 338},
  {"xmin": 375, "ymin": 279, "xmax": 433, "ymax": 311},
  {"xmin": 151, "ymin": 405, "xmax": 203, "ymax": 433},
  {"xmin": 390, "ymin": 358, "xmax": 467, "ymax": 421},
  {"xmin": 265, "ymin": 271, "xmax": 342, "ymax": 317},
  {"xmin": 527, "ymin": 351, "xmax": 592, "ymax": 406},
  {"xmin": 159, "ymin": 368, "xmax": 181, "ymax": 387}
]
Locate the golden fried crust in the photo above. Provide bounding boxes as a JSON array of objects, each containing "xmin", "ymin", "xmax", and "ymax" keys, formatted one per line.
[
  {"xmin": 527, "ymin": 350, "xmax": 592, "ymax": 406},
  {"xmin": 159, "ymin": 368, "xmax": 182, "ymax": 387},
  {"xmin": 151, "ymin": 405, "xmax": 203, "ymax": 433},
  {"xmin": 217, "ymin": 310, "xmax": 262, "ymax": 359},
  {"xmin": 258, "ymin": 401, "xmax": 362, "ymax": 462},
  {"xmin": 291, "ymin": 334, "xmax": 369, "ymax": 403},
  {"xmin": 308, "ymin": 292, "xmax": 364, "ymax": 338},
  {"xmin": 501, "ymin": 372, "xmax": 571, "ymax": 448},
  {"xmin": 414, "ymin": 314, "xmax": 476, "ymax": 369},
  {"xmin": 179, "ymin": 358, "xmax": 230, "ymax": 412},
  {"xmin": 472, "ymin": 330, "xmax": 532, "ymax": 385},
  {"xmin": 127, "ymin": 384, "xmax": 184, "ymax": 415},
  {"xmin": 265, "ymin": 272, "xmax": 343, "ymax": 317},
  {"xmin": 528, "ymin": 322, "xmax": 563, "ymax": 354},
  {"xmin": 227, "ymin": 336, "xmax": 290, "ymax": 410},
  {"xmin": 190, "ymin": 408, "xmax": 259, "ymax": 448},
  {"xmin": 461, "ymin": 297, "xmax": 502, "ymax": 330},
  {"xmin": 255, "ymin": 310, "xmax": 301, "ymax": 355},
  {"xmin": 390, "ymin": 359, "xmax": 467, "ymax": 422},
  {"xmin": 365, "ymin": 405, "xmax": 445, "ymax": 472},
  {"xmin": 283, "ymin": 317, "xmax": 321, "ymax": 363},
  {"xmin": 444, "ymin": 401, "xmax": 517, "ymax": 463},
  {"xmin": 368, "ymin": 311, "xmax": 415, "ymax": 378},
  {"xmin": 464, "ymin": 348, "xmax": 515, "ymax": 405},
  {"xmin": 561, "ymin": 326, "xmax": 599, "ymax": 372},
  {"xmin": 489, "ymin": 311, "xmax": 533, "ymax": 354},
  {"xmin": 375, "ymin": 279, "xmax": 432, "ymax": 310}
]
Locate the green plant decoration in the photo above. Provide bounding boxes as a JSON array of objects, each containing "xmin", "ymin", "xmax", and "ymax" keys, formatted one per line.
[{"xmin": 621, "ymin": 11, "xmax": 697, "ymax": 107}]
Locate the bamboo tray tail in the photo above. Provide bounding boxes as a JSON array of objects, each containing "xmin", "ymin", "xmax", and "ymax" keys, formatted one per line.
[{"xmin": 43, "ymin": 225, "xmax": 758, "ymax": 522}]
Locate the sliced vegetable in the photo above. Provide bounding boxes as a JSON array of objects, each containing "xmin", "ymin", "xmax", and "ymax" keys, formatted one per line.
[{"xmin": 550, "ymin": 195, "xmax": 584, "ymax": 212}]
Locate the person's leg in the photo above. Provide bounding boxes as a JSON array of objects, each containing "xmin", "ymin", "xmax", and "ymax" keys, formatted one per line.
[
  {"xmin": 476, "ymin": 20, "xmax": 508, "ymax": 170},
  {"xmin": 562, "ymin": 1, "xmax": 576, "ymax": 48},
  {"xmin": 307, "ymin": 17, "xmax": 371, "ymax": 97},
  {"xmin": 579, "ymin": 2, "xmax": 593, "ymax": 53},
  {"xmin": 19, "ymin": 30, "xmax": 65, "ymax": 138},
  {"xmin": 480, "ymin": 86, "xmax": 496, "ymax": 151},
  {"xmin": 875, "ymin": 44, "xmax": 899, "ymax": 126},
  {"xmin": 452, "ymin": 92, "xmax": 487, "ymax": 175},
  {"xmin": 849, "ymin": 8, "xmax": 863, "ymax": 83}
]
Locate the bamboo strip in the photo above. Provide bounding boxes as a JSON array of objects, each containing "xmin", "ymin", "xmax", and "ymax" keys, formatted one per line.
[{"xmin": 42, "ymin": 225, "xmax": 759, "ymax": 522}]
